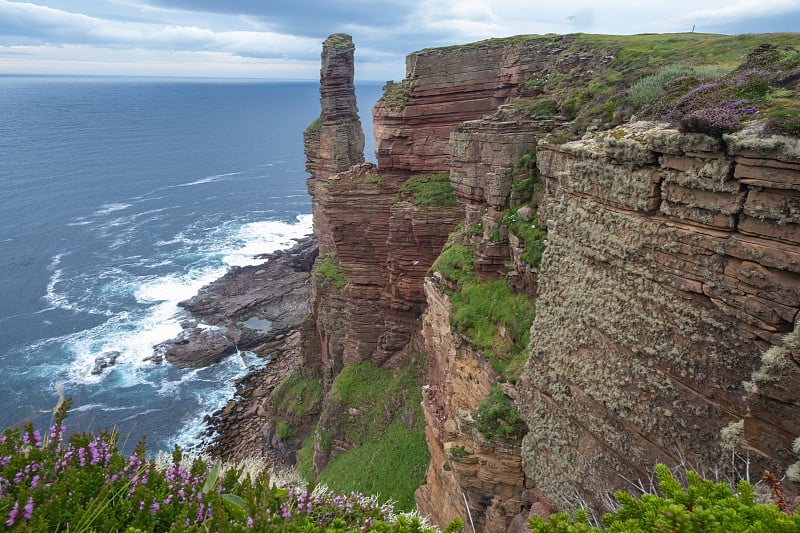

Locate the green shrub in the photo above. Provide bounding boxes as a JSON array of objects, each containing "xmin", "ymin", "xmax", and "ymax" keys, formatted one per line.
[
  {"xmin": 295, "ymin": 432, "xmax": 315, "ymax": 482},
  {"xmin": 523, "ymin": 74, "xmax": 546, "ymax": 90},
  {"xmin": 501, "ymin": 207, "xmax": 548, "ymax": 268},
  {"xmin": 448, "ymin": 446, "xmax": 470, "ymax": 459},
  {"xmin": 316, "ymin": 421, "xmax": 429, "ymax": 512},
  {"xmin": 529, "ymin": 463, "xmax": 800, "ymax": 532},
  {"xmin": 399, "ymin": 173, "xmax": 457, "ymax": 207},
  {"xmin": 628, "ymin": 64, "xmax": 699, "ymax": 107},
  {"xmin": 305, "ymin": 114, "xmax": 324, "ymax": 134},
  {"xmin": 766, "ymin": 106, "xmax": 800, "ymax": 136},
  {"xmin": 473, "ymin": 385, "xmax": 526, "ymax": 441},
  {"xmin": 313, "ymin": 254, "xmax": 347, "ymax": 291},
  {"xmin": 275, "ymin": 420, "xmax": 297, "ymax": 440},
  {"xmin": 527, "ymin": 99, "xmax": 559, "ymax": 118},
  {"xmin": 382, "ymin": 80, "xmax": 410, "ymax": 112},
  {"xmin": 364, "ymin": 173, "xmax": 386, "ymax": 186},
  {"xmin": 0, "ymin": 399, "xmax": 451, "ymax": 532}
]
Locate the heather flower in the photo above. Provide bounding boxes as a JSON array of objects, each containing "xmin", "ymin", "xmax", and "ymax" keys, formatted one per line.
[
  {"xmin": 6, "ymin": 501, "xmax": 18, "ymax": 526},
  {"xmin": 23, "ymin": 497, "xmax": 34, "ymax": 519},
  {"xmin": 734, "ymin": 68, "xmax": 771, "ymax": 99},
  {"xmin": 679, "ymin": 99, "xmax": 758, "ymax": 135}
]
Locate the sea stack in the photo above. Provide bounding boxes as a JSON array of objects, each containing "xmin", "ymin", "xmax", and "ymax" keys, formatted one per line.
[{"xmin": 304, "ymin": 33, "xmax": 366, "ymax": 256}]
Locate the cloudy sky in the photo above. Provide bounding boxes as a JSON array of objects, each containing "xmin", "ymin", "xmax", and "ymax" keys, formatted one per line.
[{"xmin": 1, "ymin": 0, "xmax": 799, "ymax": 81}]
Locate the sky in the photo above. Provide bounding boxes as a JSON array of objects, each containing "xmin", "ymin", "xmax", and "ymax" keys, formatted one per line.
[{"xmin": 1, "ymin": 0, "xmax": 799, "ymax": 81}]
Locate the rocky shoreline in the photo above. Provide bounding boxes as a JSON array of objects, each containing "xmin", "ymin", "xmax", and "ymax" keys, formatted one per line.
[{"xmin": 156, "ymin": 235, "xmax": 318, "ymax": 462}]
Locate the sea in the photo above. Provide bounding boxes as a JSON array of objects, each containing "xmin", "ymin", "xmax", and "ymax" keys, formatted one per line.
[{"xmin": 0, "ymin": 76, "xmax": 383, "ymax": 454}]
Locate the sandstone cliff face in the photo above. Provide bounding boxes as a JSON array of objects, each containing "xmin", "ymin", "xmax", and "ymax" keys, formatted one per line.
[
  {"xmin": 518, "ymin": 122, "xmax": 800, "ymax": 512},
  {"xmin": 304, "ymin": 33, "xmax": 366, "ymax": 257},
  {"xmin": 297, "ymin": 32, "xmax": 800, "ymax": 529},
  {"xmin": 301, "ymin": 35, "xmax": 463, "ymax": 475},
  {"xmin": 372, "ymin": 35, "xmax": 580, "ymax": 175},
  {"xmin": 417, "ymin": 278, "xmax": 529, "ymax": 533}
]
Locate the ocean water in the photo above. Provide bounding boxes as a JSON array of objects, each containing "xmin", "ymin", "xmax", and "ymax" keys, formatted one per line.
[{"xmin": 0, "ymin": 76, "xmax": 382, "ymax": 454}]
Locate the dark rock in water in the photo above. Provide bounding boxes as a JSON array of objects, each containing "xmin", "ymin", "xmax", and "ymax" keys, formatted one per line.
[
  {"xmin": 91, "ymin": 350, "xmax": 120, "ymax": 375},
  {"xmin": 159, "ymin": 235, "xmax": 318, "ymax": 368}
]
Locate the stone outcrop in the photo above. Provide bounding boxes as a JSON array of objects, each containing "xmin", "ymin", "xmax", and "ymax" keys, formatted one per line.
[
  {"xmin": 304, "ymin": 33, "xmax": 366, "ymax": 256},
  {"xmin": 300, "ymin": 34, "xmax": 463, "ymax": 479},
  {"xmin": 518, "ymin": 122, "xmax": 800, "ymax": 511},
  {"xmin": 159, "ymin": 236, "xmax": 317, "ymax": 368},
  {"xmin": 372, "ymin": 35, "xmax": 580, "ymax": 175}
]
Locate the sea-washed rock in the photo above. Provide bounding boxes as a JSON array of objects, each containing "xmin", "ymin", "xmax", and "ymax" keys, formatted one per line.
[
  {"xmin": 90, "ymin": 350, "xmax": 120, "ymax": 375},
  {"xmin": 158, "ymin": 236, "xmax": 317, "ymax": 368}
]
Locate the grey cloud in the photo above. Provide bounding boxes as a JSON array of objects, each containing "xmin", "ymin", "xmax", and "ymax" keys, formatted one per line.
[{"xmin": 140, "ymin": 0, "xmax": 412, "ymax": 35}]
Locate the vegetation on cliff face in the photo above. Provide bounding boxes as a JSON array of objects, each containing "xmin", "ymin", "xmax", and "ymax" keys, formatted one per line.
[
  {"xmin": 312, "ymin": 254, "xmax": 347, "ymax": 291},
  {"xmin": 380, "ymin": 80, "xmax": 410, "ymax": 112},
  {"xmin": 270, "ymin": 373, "xmax": 322, "ymax": 439},
  {"xmin": 397, "ymin": 173, "xmax": 458, "ymax": 207},
  {"xmin": 451, "ymin": 279, "xmax": 535, "ymax": 377},
  {"xmin": 473, "ymin": 385, "xmax": 527, "ymax": 441},
  {"xmin": 489, "ymin": 153, "xmax": 548, "ymax": 269},
  {"xmin": 297, "ymin": 359, "xmax": 430, "ymax": 511},
  {"xmin": 305, "ymin": 114, "xmax": 324, "ymax": 135},
  {"xmin": 499, "ymin": 33, "xmax": 800, "ymax": 139},
  {"xmin": 299, "ymin": 30, "xmax": 800, "ymax": 527}
]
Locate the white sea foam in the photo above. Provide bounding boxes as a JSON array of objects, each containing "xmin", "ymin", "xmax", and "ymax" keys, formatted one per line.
[
  {"xmin": 64, "ymin": 307, "xmax": 181, "ymax": 386},
  {"xmin": 175, "ymin": 171, "xmax": 243, "ymax": 188},
  {"xmin": 163, "ymin": 352, "xmax": 268, "ymax": 452},
  {"xmin": 134, "ymin": 267, "xmax": 226, "ymax": 304},
  {"xmin": 43, "ymin": 253, "xmax": 65, "ymax": 308},
  {"xmin": 157, "ymin": 368, "xmax": 201, "ymax": 397},
  {"xmin": 222, "ymin": 213, "xmax": 313, "ymax": 267},
  {"xmin": 53, "ymin": 210, "xmax": 311, "ymax": 452},
  {"xmin": 94, "ymin": 203, "xmax": 132, "ymax": 216},
  {"xmin": 70, "ymin": 403, "xmax": 135, "ymax": 413}
]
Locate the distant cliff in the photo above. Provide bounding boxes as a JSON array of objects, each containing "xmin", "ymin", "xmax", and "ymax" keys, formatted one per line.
[{"xmin": 267, "ymin": 32, "xmax": 800, "ymax": 531}]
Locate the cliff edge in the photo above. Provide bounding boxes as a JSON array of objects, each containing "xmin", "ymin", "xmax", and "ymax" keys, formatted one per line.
[{"xmin": 268, "ymin": 32, "xmax": 800, "ymax": 532}]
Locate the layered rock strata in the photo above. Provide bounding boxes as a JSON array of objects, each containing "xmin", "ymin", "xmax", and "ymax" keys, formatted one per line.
[
  {"xmin": 301, "ymin": 34, "xmax": 463, "ymax": 478},
  {"xmin": 518, "ymin": 122, "xmax": 800, "ymax": 512},
  {"xmin": 222, "ymin": 32, "xmax": 800, "ymax": 529},
  {"xmin": 417, "ymin": 278, "xmax": 529, "ymax": 533},
  {"xmin": 372, "ymin": 35, "xmax": 582, "ymax": 175},
  {"xmin": 304, "ymin": 33, "xmax": 365, "ymax": 256}
]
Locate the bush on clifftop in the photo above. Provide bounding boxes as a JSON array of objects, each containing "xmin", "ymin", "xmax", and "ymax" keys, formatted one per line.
[
  {"xmin": 0, "ymin": 399, "xmax": 457, "ymax": 532},
  {"xmin": 529, "ymin": 464, "xmax": 800, "ymax": 532}
]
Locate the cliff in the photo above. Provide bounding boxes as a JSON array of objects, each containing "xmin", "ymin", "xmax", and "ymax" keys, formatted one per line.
[
  {"xmin": 520, "ymin": 123, "xmax": 800, "ymax": 514},
  {"xmin": 266, "ymin": 32, "xmax": 800, "ymax": 532}
]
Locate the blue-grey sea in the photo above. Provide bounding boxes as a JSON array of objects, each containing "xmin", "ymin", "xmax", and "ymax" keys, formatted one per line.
[{"xmin": 0, "ymin": 76, "xmax": 382, "ymax": 454}]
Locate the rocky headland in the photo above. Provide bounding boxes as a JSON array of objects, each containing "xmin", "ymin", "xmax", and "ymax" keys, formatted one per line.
[
  {"xmin": 161, "ymin": 31, "xmax": 800, "ymax": 532},
  {"xmin": 152, "ymin": 235, "xmax": 317, "ymax": 459}
]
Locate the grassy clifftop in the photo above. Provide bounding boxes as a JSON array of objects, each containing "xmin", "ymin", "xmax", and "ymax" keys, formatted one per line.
[{"xmin": 450, "ymin": 32, "xmax": 800, "ymax": 137}]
